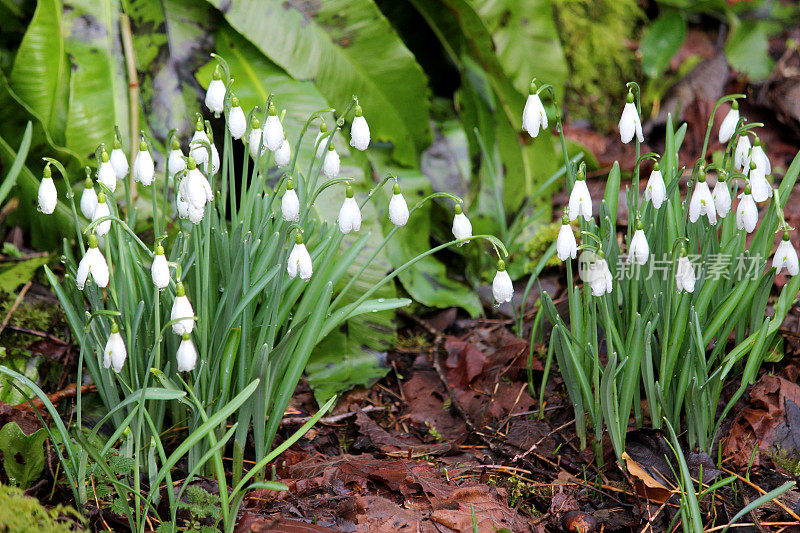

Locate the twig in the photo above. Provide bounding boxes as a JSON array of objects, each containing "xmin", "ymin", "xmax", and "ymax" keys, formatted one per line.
[
  {"xmin": 14, "ymin": 383, "xmax": 96, "ymax": 412},
  {"xmin": 280, "ymin": 405, "xmax": 387, "ymax": 426},
  {"xmin": 512, "ymin": 418, "xmax": 574, "ymax": 462},
  {"xmin": 2, "ymin": 324, "xmax": 68, "ymax": 345},
  {"xmin": 0, "ymin": 280, "xmax": 31, "ymax": 338},
  {"xmin": 720, "ymin": 466, "xmax": 800, "ymax": 522}
]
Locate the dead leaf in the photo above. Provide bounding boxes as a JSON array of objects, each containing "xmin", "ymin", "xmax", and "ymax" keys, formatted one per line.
[{"xmin": 354, "ymin": 411, "xmax": 452, "ymax": 457}]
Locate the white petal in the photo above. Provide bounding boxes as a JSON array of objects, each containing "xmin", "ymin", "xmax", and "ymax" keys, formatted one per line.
[
  {"xmin": 712, "ymin": 181, "xmax": 731, "ymax": 218},
  {"xmin": 492, "ymin": 270, "xmax": 514, "ymax": 304},
  {"xmin": 263, "ymin": 116, "xmax": 284, "ymax": 152},
  {"xmin": 151, "ymin": 254, "xmax": 170, "ymax": 289},
  {"xmin": 736, "ymin": 194, "xmax": 758, "ymax": 233},
  {"xmin": 228, "ymin": 106, "xmax": 247, "ymax": 140},
  {"xmin": 37, "ymin": 177, "xmax": 57, "ymax": 214},
  {"xmin": 718, "ymin": 108, "xmax": 739, "ymax": 144},
  {"xmin": 628, "ymin": 230, "xmax": 649, "ymax": 265},
  {"xmin": 734, "ymin": 136, "xmax": 751, "ymax": 171},
  {"xmin": 176, "ymin": 338, "xmax": 198, "ymax": 372},
  {"xmin": 556, "ymin": 224, "xmax": 577, "ymax": 261},
  {"xmin": 389, "ymin": 193, "xmax": 410, "ymax": 227},
  {"xmin": 749, "ymin": 169, "xmax": 772, "ymax": 203},
  {"xmin": 751, "ymin": 145, "xmax": 771, "ymax": 176},
  {"xmin": 452, "ymin": 213, "xmax": 472, "ymax": 241},
  {"xmin": 133, "ymin": 150, "xmax": 154, "ymax": 185},
  {"xmin": 80, "ymin": 187, "xmax": 97, "ymax": 219},
  {"xmin": 274, "ymin": 139, "xmax": 291, "ymax": 167},
  {"xmin": 249, "ymin": 129, "xmax": 264, "ymax": 160},
  {"xmin": 98, "ymin": 161, "xmax": 117, "ymax": 192},
  {"xmin": 281, "ymin": 189, "xmax": 300, "ymax": 222},
  {"xmin": 190, "ymin": 130, "xmax": 211, "ymax": 166},
  {"xmin": 522, "ymin": 94, "xmax": 546, "ymax": 137},
  {"xmin": 618, "ymin": 102, "xmax": 642, "ymax": 144},
  {"xmin": 350, "ymin": 116, "xmax": 370, "ymax": 151},
  {"xmin": 568, "ymin": 180, "xmax": 592, "ymax": 221},
  {"xmin": 323, "ymin": 149, "xmax": 340, "ymax": 178},
  {"xmin": 88, "ymin": 248, "xmax": 109, "ymax": 288},
  {"xmin": 104, "ymin": 332, "xmax": 127, "ymax": 373},
  {"xmin": 204, "ymin": 79, "xmax": 226, "ymax": 117},
  {"xmin": 337, "ymin": 197, "xmax": 362, "ymax": 234},
  {"xmin": 168, "ymin": 149, "xmax": 186, "ymax": 179},
  {"xmin": 210, "ymin": 144, "xmax": 220, "ymax": 175},
  {"xmin": 287, "ymin": 243, "xmax": 313, "ymax": 281},
  {"xmin": 110, "ymin": 149, "xmax": 129, "ymax": 179},
  {"xmin": 93, "ymin": 202, "xmax": 111, "ymax": 236},
  {"xmin": 171, "ymin": 296, "xmax": 195, "ymax": 335}
]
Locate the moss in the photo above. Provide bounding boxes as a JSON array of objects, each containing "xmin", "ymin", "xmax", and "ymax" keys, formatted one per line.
[
  {"xmin": 552, "ymin": 0, "xmax": 643, "ymax": 130},
  {"xmin": 0, "ymin": 296, "xmax": 64, "ymax": 351},
  {"xmin": 522, "ymin": 222, "xmax": 564, "ymax": 273},
  {"xmin": 0, "ymin": 483, "xmax": 85, "ymax": 532}
]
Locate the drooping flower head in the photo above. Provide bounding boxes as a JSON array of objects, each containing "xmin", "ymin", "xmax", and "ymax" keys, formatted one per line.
[
  {"xmin": 452, "ymin": 203, "xmax": 472, "ymax": 243},
  {"xmin": 281, "ymin": 179, "xmax": 300, "ymax": 222},
  {"xmin": 748, "ymin": 160, "xmax": 772, "ymax": 203},
  {"xmin": 718, "ymin": 99, "xmax": 739, "ymax": 144},
  {"xmin": 492, "ymin": 260, "xmax": 514, "ymax": 305},
  {"xmin": 337, "ymin": 185, "xmax": 362, "ymax": 234},
  {"xmin": 580, "ymin": 250, "xmax": 613, "ymax": 296},
  {"xmin": 618, "ymin": 89, "xmax": 643, "ymax": 144},
  {"xmin": 103, "ymin": 321, "xmax": 127, "ymax": 373},
  {"xmin": 171, "ymin": 281, "xmax": 195, "ymax": 335},
  {"xmin": 388, "ymin": 181, "xmax": 410, "ymax": 227},
  {"xmin": 627, "ymin": 218, "xmax": 649, "ymax": 265},
  {"xmin": 644, "ymin": 161, "xmax": 666, "ymax": 209},
  {"xmin": 190, "ymin": 115, "xmax": 211, "ymax": 169},
  {"xmin": 568, "ymin": 165, "xmax": 592, "ymax": 222},
  {"xmin": 315, "ymin": 120, "xmax": 329, "ymax": 159},
  {"xmin": 556, "ymin": 213, "xmax": 577, "ymax": 262},
  {"xmin": 350, "ymin": 103, "xmax": 370, "ymax": 151},
  {"xmin": 773, "ymin": 232, "xmax": 799, "ymax": 276},
  {"xmin": 38, "ymin": 164, "xmax": 57, "ymax": 215},
  {"xmin": 93, "ymin": 192, "xmax": 111, "ymax": 237},
  {"xmin": 109, "ymin": 135, "xmax": 129, "ymax": 180},
  {"xmin": 323, "ymin": 143, "xmax": 340, "ymax": 179},
  {"xmin": 176, "ymin": 333, "xmax": 198, "ymax": 372},
  {"xmin": 97, "ymin": 148, "xmax": 117, "ymax": 192},
  {"xmin": 204, "ymin": 64, "xmax": 225, "ymax": 118},
  {"xmin": 522, "ymin": 80, "xmax": 548, "ymax": 138},
  {"xmin": 263, "ymin": 101, "xmax": 284, "ymax": 152},
  {"xmin": 287, "ymin": 232, "xmax": 313, "ymax": 281},
  {"xmin": 151, "ymin": 244, "xmax": 170, "ymax": 290},
  {"xmin": 80, "ymin": 174, "xmax": 98, "ymax": 219},
  {"xmin": 76, "ymin": 234, "xmax": 109, "ymax": 290},
  {"xmin": 249, "ymin": 116, "xmax": 264, "ymax": 160},
  {"xmin": 675, "ymin": 248, "xmax": 696, "ymax": 293},
  {"xmin": 734, "ymin": 134, "xmax": 751, "ymax": 171},
  {"xmin": 167, "ymin": 137, "xmax": 186, "ymax": 180},
  {"xmin": 735, "ymin": 185, "xmax": 758, "ymax": 234},
  {"xmin": 228, "ymin": 94, "xmax": 247, "ymax": 140},
  {"xmin": 132, "ymin": 138, "xmax": 155, "ymax": 186},
  {"xmin": 750, "ymin": 136, "xmax": 771, "ymax": 176},
  {"xmin": 275, "ymin": 136, "xmax": 291, "ymax": 167},
  {"xmin": 712, "ymin": 171, "xmax": 732, "ymax": 219},
  {"xmin": 688, "ymin": 169, "xmax": 716, "ymax": 225}
]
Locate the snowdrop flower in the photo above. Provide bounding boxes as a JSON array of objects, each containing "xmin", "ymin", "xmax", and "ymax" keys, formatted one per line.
[
  {"xmin": 204, "ymin": 65, "xmax": 225, "ymax": 118},
  {"xmin": 281, "ymin": 180, "xmax": 300, "ymax": 222},
  {"xmin": 748, "ymin": 161, "xmax": 771, "ymax": 203},
  {"xmin": 176, "ymin": 334, "xmax": 198, "ymax": 372},
  {"xmin": 773, "ymin": 232, "xmax": 799, "ymax": 276},
  {"xmin": 167, "ymin": 138, "xmax": 186, "ymax": 179},
  {"xmin": 388, "ymin": 182, "xmax": 409, "ymax": 227},
  {"xmin": 675, "ymin": 253, "xmax": 696, "ymax": 293},
  {"xmin": 109, "ymin": 137, "xmax": 129, "ymax": 180},
  {"xmin": 712, "ymin": 172, "xmax": 731, "ymax": 218},
  {"xmin": 208, "ymin": 129, "xmax": 220, "ymax": 175},
  {"xmin": 80, "ymin": 177, "xmax": 97, "ymax": 219},
  {"xmin": 287, "ymin": 233, "xmax": 313, "ymax": 281},
  {"xmin": 750, "ymin": 137, "xmax": 771, "ymax": 176},
  {"xmin": 248, "ymin": 117, "xmax": 265, "ymax": 160},
  {"xmin": 263, "ymin": 102, "xmax": 284, "ymax": 152},
  {"xmin": 718, "ymin": 100, "xmax": 739, "ymax": 144},
  {"xmin": 180, "ymin": 157, "xmax": 213, "ymax": 211},
  {"xmin": 627, "ymin": 220, "xmax": 649, "ymax": 265},
  {"xmin": 735, "ymin": 186, "xmax": 758, "ymax": 233},
  {"xmin": 76, "ymin": 234, "xmax": 109, "ymax": 290},
  {"xmin": 556, "ymin": 215, "xmax": 577, "ymax": 262},
  {"xmin": 734, "ymin": 134, "xmax": 751, "ymax": 171},
  {"xmin": 337, "ymin": 186, "xmax": 362, "ymax": 234},
  {"xmin": 103, "ymin": 322, "xmax": 127, "ymax": 373},
  {"xmin": 644, "ymin": 162, "xmax": 666, "ymax": 209},
  {"xmin": 315, "ymin": 121, "xmax": 330, "ymax": 158},
  {"xmin": 190, "ymin": 117, "xmax": 211, "ymax": 169},
  {"xmin": 568, "ymin": 168, "xmax": 592, "ymax": 222},
  {"xmin": 323, "ymin": 144, "xmax": 340, "ymax": 179},
  {"xmin": 228, "ymin": 95, "xmax": 247, "ymax": 140},
  {"xmin": 688, "ymin": 171, "xmax": 716, "ymax": 225},
  {"xmin": 452, "ymin": 204, "xmax": 472, "ymax": 243},
  {"xmin": 97, "ymin": 149, "xmax": 117, "ymax": 192},
  {"xmin": 492, "ymin": 260, "xmax": 514, "ymax": 305},
  {"xmin": 275, "ymin": 137, "xmax": 291, "ymax": 167},
  {"xmin": 132, "ymin": 139, "xmax": 154, "ymax": 186},
  {"xmin": 522, "ymin": 82, "xmax": 548, "ymax": 138},
  {"xmin": 151, "ymin": 244, "xmax": 170, "ymax": 290},
  {"xmin": 171, "ymin": 282, "xmax": 195, "ymax": 335},
  {"xmin": 37, "ymin": 165, "xmax": 57, "ymax": 214},
  {"xmin": 580, "ymin": 251, "xmax": 613, "ymax": 296},
  {"xmin": 618, "ymin": 90, "xmax": 643, "ymax": 144},
  {"xmin": 92, "ymin": 193, "xmax": 111, "ymax": 237},
  {"xmin": 350, "ymin": 104, "xmax": 370, "ymax": 151}
]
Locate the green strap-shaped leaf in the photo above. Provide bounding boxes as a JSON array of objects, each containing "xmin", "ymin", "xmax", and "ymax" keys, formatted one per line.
[{"xmin": 205, "ymin": 0, "xmax": 431, "ymax": 166}]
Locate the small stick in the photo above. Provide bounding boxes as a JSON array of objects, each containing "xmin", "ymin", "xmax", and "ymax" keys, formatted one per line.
[
  {"xmin": 280, "ymin": 404, "xmax": 387, "ymax": 425},
  {"xmin": 0, "ymin": 280, "xmax": 31, "ymax": 338}
]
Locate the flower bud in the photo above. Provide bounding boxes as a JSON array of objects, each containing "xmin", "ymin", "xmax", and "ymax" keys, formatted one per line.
[
  {"xmin": 38, "ymin": 165, "xmax": 57, "ymax": 214},
  {"xmin": 492, "ymin": 260, "xmax": 514, "ymax": 305}
]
